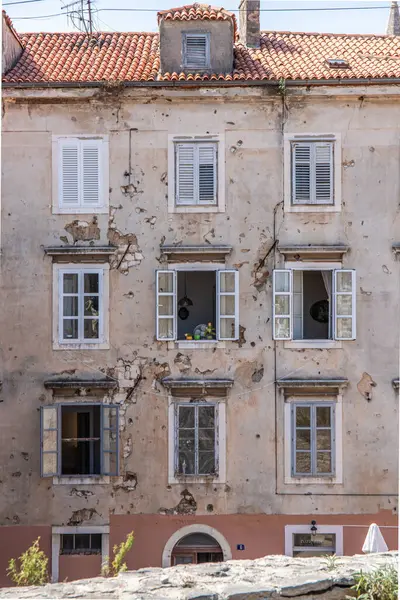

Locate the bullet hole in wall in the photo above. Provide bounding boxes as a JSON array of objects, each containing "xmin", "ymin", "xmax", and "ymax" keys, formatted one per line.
[{"xmin": 207, "ymin": 504, "xmax": 214, "ymax": 513}]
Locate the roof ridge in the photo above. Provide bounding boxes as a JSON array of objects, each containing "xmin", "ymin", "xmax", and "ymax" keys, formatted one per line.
[{"xmin": 260, "ymin": 29, "xmax": 400, "ymax": 39}]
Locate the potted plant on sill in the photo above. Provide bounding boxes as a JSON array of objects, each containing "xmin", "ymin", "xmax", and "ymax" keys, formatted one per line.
[{"xmin": 205, "ymin": 322, "xmax": 216, "ymax": 340}]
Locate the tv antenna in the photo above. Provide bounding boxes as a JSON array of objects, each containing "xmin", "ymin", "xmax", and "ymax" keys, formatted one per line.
[{"xmin": 61, "ymin": 0, "xmax": 96, "ymax": 35}]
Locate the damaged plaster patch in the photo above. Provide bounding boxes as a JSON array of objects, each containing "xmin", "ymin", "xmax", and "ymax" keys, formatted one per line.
[
  {"xmin": 252, "ymin": 367, "xmax": 264, "ymax": 383},
  {"xmin": 113, "ymin": 471, "xmax": 138, "ymax": 492},
  {"xmin": 234, "ymin": 325, "xmax": 247, "ymax": 348},
  {"xmin": 123, "ymin": 435, "xmax": 133, "ymax": 459},
  {"xmin": 65, "ymin": 217, "xmax": 100, "ymax": 242},
  {"xmin": 69, "ymin": 488, "xmax": 95, "ymax": 500},
  {"xmin": 174, "ymin": 353, "xmax": 192, "ymax": 373},
  {"xmin": 107, "ymin": 217, "xmax": 143, "ymax": 274},
  {"xmin": 67, "ymin": 508, "xmax": 98, "ymax": 526},
  {"xmin": 357, "ymin": 372, "xmax": 377, "ymax": 401},
  {"xmin": 159, "ymin": 489, "xmax": 197, "ymax": 515}
]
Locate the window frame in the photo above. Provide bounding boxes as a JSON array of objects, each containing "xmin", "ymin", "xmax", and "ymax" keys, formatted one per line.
[
  {"xmin": 182, "ymin": 32, "xmax": 210, "ymax": 70},
  {"xmin": 168, "ymin": 134, "xmax": 225, "ymax": 213},
  {"xmin": 60, "ymin": 532, "xmax": 102, "ymax": 555},
  {"xmin": 52, "ymin": 135, "xmax": 109, "ymax": 214},
  {"xmin": 168, "ymin": 397, "xmax": 226, "ymax": 484},
  {"xmin": 284, "ymin": 394, "xmax": 343, "ymax": 485},
  {"xmin": 291, "ymin": 402, "xmax": 335, "ymax": 477},
  {"xmin": 284, "ymin": 133, "xmax": 341, "ymax": 213},
  {"xmin": 174, "ymin": 402, "xmax": 218, "ymax": 477},
  {"xmin": 52, "ymin": 526, "xmax": 109, "ymax": 583},
  {"xmin": 284, "ymin": 525, "xmax": 343, "ymax": 557},
  {"xmin": 53, "ymin": 263, "xmax": 110, "ymax": 350}
]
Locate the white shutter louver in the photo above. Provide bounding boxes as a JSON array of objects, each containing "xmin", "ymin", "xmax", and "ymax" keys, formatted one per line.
[
  {"xmin": 292, "ymin": 141, "xmax": 333, "ymax": 205},
  {"xmin": 293, "ymin": 143, "xmax": 311, "ymax": 204},
  {"xmin": 198, "ymin": 144, "xmax": 216, "ymax": 204},
  {"xmin": 315, "ymin": 143, "xmax": 333, "ymax": 203},
  {"xmin": 60, "ymin": 142, "xmax": 79, "ymax": 207},
  {"xmin": 176, "ymin": 144, "xmax": 195, "ymax": 205},
  {"xmin": 82, "ymin": 141, "xmax": 101, "ymax": 207},
  {"xmin": 185, "ymin": 34, "xmax": 208, "ymax": 68}
]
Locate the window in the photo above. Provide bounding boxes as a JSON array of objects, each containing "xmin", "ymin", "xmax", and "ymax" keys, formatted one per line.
[
  {"xmin": 273, "ymin": 268, "xmax": 356, "ymax": 341},
  {"xmin": 53, "ymin": 264, "xmax": 109, "ymax": 349},
  {"xmin": 292, "ymin": 403, "xmax": 334, "ymax": 477},
  {"xmin": 156, "ymin": 269, "xmax": 239, "ymax": 342},
  {"xmin": 172, "ymin": 533, "xmax": 223, "ymax": 565},
  {"xmin": 40, "ymin": 404, "xmax": 119, "ymax": 478},
  {"xmin": 183, "ymin": 33, "xmax": 210, "ymax": 69},
  {"xmin": 176, "ymin": 142, "xmax": 217, "ymax": 206},
  {"xmin": 175, "ymin": 403, "xmax": 217, "ymax": 476},
  {"xmin": 292, "ymin": 142, "xmax": 333, "ymax": 205},
  {"xmin": 60, "ymin": 533, "xmax": 102, "ymax": 555},
  {"xmin": 285, "ymin": 525, "xmax": 343, "ymax": 557},
  {"xmin": 53, "ymin": 136, "xmax": 108, "ymax": 213}
]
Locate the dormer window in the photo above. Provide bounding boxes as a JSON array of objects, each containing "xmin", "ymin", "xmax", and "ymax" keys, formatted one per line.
[{"xmin": 182, "ymin": 32, "xmax": 210, "ymax": 69}]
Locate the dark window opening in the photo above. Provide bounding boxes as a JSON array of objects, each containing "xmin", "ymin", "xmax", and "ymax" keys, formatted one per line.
[
  {"xmin": 172, "ymin": 533, "xmax": 223, "ymax": 565},
  {"xmin": 293, "ymin": 270, "xmax": 331, "ymax": 340},
  {"xmin": 60, "ymin": 533, "xmax": 102, "ymax": 555},
  {"xmin": 177, "ymin": 271, "xmax": 216, "ymax": 341},
  {"xmin": 61, "ymin": 405, "xmax": 101, "ymax": 475}
]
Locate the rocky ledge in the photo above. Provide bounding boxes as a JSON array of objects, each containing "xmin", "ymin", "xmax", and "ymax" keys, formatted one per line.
[{"xmin": 0, "ymin": 552, "xmax": 397, "ymax": 599}]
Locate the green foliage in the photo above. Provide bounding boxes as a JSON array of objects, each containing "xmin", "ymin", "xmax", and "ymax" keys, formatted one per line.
[
  {"xmin": 347, "ymin": 565, "xmax": 398, "ymax": 600},
  {"xmin": 7, "ymin": 537, "xmax": 49, "ymax": 587},
  {"xmin": 323, "ymin": 553, "xmax": 339, "ymax": 571},
  {"xmin": 278, "ymin": 77, "xmax": 286, "ymax": 97},
  {"xmin": 101, "ymin": 531, "xmax": 135, "ymax": 577}
]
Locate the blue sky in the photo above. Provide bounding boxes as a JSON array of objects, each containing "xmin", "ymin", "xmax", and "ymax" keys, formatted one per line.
[{"xmin": 6, "ymin": 0, "xmax": 394, "ymax": 35}]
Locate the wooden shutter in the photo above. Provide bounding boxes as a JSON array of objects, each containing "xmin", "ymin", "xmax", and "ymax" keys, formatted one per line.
[
  {"xmin": 82, "ymin": 140, "xmax": 101, "ymax": 207},
  {"xmin": 292, "ymin": 143, "xmax": 311, "ymax": 204},
  {"xmin": 292, "ymin": 142, "xmax": 333, "ymax": 205},
  {"xmin": 156, "ymin": 270, "xmax": 177, "ymax": 341},
  {"xmin": 198, "ymin": 144, "xmax": 217, "ymax": 204},
  {"xmin": 59, "ymin": 140, "xmax": 79, "ymax": 208},
  {"xmin": 40, "ymin": 406, "xmax": 59, "ymax": 477},
  {"xmin": 315, "ymin": 143, "xmax": 333, "ymax": 204},
  {"xmin": 217, "ymin": 270, "xmax": 239, "ymax": 341},
  {"xmin": 334, "ymin": 269, "xmax": 356, "ymax": 340},
  {"xmin": 176, "ymin": 144, "xmax": 195, "ymax": 205},
  {"xmin": 273, "ymin": 269, "xmax": 292, "ymax": 340},
  {"xmin": 185, "ymin": 34, "xmax": 208, "ymax": 68},
  {"xmin": 101, "ymin": 405, "xmax": 119, "ymax": 476}
]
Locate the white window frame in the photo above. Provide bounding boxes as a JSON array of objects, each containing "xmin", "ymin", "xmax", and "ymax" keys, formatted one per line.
[
  {"xmin": 156, "ymin": 263, "xmax": 239, "ymax": 346},
  {"xmin": 284, "ymin": 394, "xmax": 343, "ymax": 485},
  {"xmin": 284, "ymin": 133, "xmax": 341, "ymax": 213},
  {"xmin": 168, "ymin": 134, "xmax": 225, "ymax": 213},
  {"xmin": 276, "ymin": 261, "xmax": 357, "ymax": 349},
  {"xmin": 52, "ymin": 526, "xmax": 109, "ymax": 583},
  {"xmin": 285, "ymin": 524, "xmax": 343, "ymax": 557},
  {"xmin": 52, "ymin": 263, "xmax": 110, "ymax": 350},
  {"xmin": 168, "ymin": 396, "xmax": 226, "ymax": 484},
  {"xmin": 182, "ymin": 32, "xmax": 210, "ymax": 69},
  {"xmin": 52, "ymin": 135, "xmax": 109, "ymax": 214}
]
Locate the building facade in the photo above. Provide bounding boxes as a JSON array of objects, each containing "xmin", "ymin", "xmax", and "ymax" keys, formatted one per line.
[{"xmin": 1, "ymin": 0, "xmax": 400, "ymax": 585}]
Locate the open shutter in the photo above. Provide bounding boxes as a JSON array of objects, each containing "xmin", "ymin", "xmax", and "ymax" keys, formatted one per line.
[
  {"xmin": 40, "ymin": 406, "xmax": 59, "ymax": 477},
  {"xmin": 315, "ymin": 142, "xmax": 333, "ymax": 204},
  {"xmin": 334, "ymin": 269, "xmax": 356, "ymax": 340},
  {"xmin": 176, "ymin": 143, "xmax": 195, "ymax": 205},
  {"xmin": 198, "ymin": 144, "xmax": 217, "ymax": 205},
  {"xmin": 292, "ymin": 143, "xmax": 311, "ymax": 204},
  {"xmin": 59, "ymin": 140, "xmax": 79, "ymax": 208},
  {"xmin": 156, "ymin": 270, "xmax": 177, "ymax": 341},
  {"xmin": 82, "ymin": 140, "xmax": 102, "ymax": 208},
  {"xmin": 273, "ymin": 269, "xmax": 292, "ymax": 340},
  {"xmin": 101, "ymin": 405, "xmax": 119, "ymax": 476},
  {"xmin": 217, "ymin": 270, "xmax": 239, "ymax": 341}
]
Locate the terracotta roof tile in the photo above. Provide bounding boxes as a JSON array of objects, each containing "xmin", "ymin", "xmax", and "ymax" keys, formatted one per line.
[{"xmin": 157, "ymin": 3, "xmax": 237, "ymax": 36}]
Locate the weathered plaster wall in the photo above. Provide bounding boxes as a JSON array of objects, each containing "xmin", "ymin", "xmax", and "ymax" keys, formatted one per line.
[{"xmin": 0, "ymin": 86, "xmax": 399, "ymax": 535}]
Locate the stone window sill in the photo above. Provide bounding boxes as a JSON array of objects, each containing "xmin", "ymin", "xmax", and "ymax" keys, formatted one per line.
[
  {"xmin": 168, "ymin": 340, "xmax": 226, "ymax": 350},
  {"xmin": 284, "ymin": 340, "xmax": 342, "ymax": 350},
  {"xmin": 53, "ymin": 476, "xmax": 110, "ymax": 485}
]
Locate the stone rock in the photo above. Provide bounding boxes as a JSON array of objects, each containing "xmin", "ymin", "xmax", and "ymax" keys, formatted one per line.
[{"xmin": 0, "ymin": 552, "xmax": 396, "ymax": 599}]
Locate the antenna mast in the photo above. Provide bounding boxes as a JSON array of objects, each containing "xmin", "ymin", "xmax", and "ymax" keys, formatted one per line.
[{"xmin": 61, "ymin": 0, "xmax": 95, "ymax": 34}]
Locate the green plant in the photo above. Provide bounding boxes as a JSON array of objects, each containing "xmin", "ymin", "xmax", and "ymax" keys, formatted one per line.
[
  {"xmin": 278, "ymin": 77, "xmax": 286, "ymax": 97},
  {"xmin": 7, "ymin": 537, "xmax": 49, "ymax": 586},
  {"xmin": 323, "ymin": 553, "xmax": 339, "ymax": 571},
  {"xmin": 347, "ymin": 565, "xmax": 397, "ymax": 600},
  {"xmin": 205, "ymin": 322, "xmax": 216, "ymax": 339},
  {"xmin": 101, "ymin": 531, "xmax": 135, "ymax": 577}
]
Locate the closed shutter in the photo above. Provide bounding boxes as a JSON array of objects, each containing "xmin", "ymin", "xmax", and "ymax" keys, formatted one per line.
[
  {"xmin": 315, "ymin": 143, "xmax": 333, "ymax": 203},
  {"xmin": 292, "ymin": 142, "xmax": 333, "ymax": 205},
  {"xmin": 176, "ymin": 144, "xmax": 195, "ymax": 205},
  {"xmin": 198, "ymin": 144, "xmax": 217, "ymax": 204},
  {"xmin": 292, "ymin": 143, "xmax": 311, "ymax": 204},
  {"xmin": 185, "ymin": 35, "xmax": 208, "ymax": 68},
  {"xmin": 59, "ymin": 141, "xmax": 79, "ymax": 208},
  {"xmin": 82, "ymin": 140, "xmax": 101, "ymax": 207}
]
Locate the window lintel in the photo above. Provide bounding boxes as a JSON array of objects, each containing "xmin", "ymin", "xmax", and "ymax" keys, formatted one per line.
[
  {"xmin": 278, "ymin": 244, "xmax": 349, "ymax": 262},
  {"xmin": 45, "ymin": 245, "xmax": 116, "ymax": 263},
  {"xmin": 161, "ymin": 244, "xmax": 232, "ymax": 264},
  {"xmin": 44, "ymin": 377, "xmax": 117, "ymax": 390},
  {"xmin": 163, "ymin": 377, "xmax": 233, "ymax": 397},
  {"xmin": 277, "ymin": 378, "xmax": 348, "ymax": 396}
]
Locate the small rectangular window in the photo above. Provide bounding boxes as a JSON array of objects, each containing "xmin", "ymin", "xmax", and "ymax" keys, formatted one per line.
[
  {"xmin": 175, "ymin": 142, "xmax": 217, "ymax": 206},
  {"xmin": 292, "ymin": 533, "xmax": 336, "ymax": 557},
  {"xmin": 292, "ymin": 403, "xmax": 335, "ymax": 477},
  {"xmin": 183, "ymin": 33, "xmax": 209, "ymax": 69},
  {"xmin": 60, "ymin": 533, "xmax": 102, "ymax": 555},
  {"xmin": 291, "ymin": 142, "xmax": 333, "ymax": 205},
  {"xmin": 175, "ymin": 403, "xmax": 217, "ymax": 476}
]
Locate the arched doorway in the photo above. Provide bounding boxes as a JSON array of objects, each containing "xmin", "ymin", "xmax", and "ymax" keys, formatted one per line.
[
  {"xmin": 172, "ymin": 532, "xmax": 223, "ymax": 565},
  {"xmin": 162, "ymin": 524, "xmax": 232, "ymax": 567}
]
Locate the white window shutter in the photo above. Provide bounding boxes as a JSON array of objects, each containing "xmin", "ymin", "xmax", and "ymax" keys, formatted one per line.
[
  {"xmin": 176, "ymin": 144, "xmax": 195, "ymax": 205},
  {"xmin": 315, "ymin": 142, "xmax": 333, "ymax": 204},
  {"xmin": 292, "ymin": 143, "xmax": 311, "ymax": 204},
  {"xmin": 156, "ymin": 270, "xmax": 177, "ymax": 341},
  {"xmin": 185, "ymin": 35, "xmax": 208, "ymax": 67},
  {"xmin": 273, "ymin": 269, "xmax": 292, "ymax": 340},
  {"xmin": 217, "ymin": 270, "xmax": 239, "ymax": 341},
  {"xmin": 334, "ymin": 269, "xmax": 356, "ymax": 340},
  {"xmin": 198, "ymin": 144, "xmax": 217, "ymax": 205},
  {"xmin": 82, "ymin": 140, "xmax": 102, "ymax": 207},
  {"xmin": 59, "ymin": 140, "xmax": 79, "ymax": 207},
  {"xmin": 40, "ymin": 406, "xmax": 59, "ymax": 477}
]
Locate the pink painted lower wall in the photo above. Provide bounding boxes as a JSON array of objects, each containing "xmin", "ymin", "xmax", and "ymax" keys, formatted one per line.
[
  {"xmin": 110, "ymin": 511, "xmax": 398, "ymax": 570},
  {"xmin": 59, "ymin": 555, "xmax": 102, "ymax": 582},
  {"xmin": 0, "ymin": 526, "xmax": 51, "ymax": 588}
]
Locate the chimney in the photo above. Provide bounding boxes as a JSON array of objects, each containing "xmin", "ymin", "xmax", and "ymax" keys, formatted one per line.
[
  {"xmin": 387, "ymin": 1, "xmax": 400, "ymax": 35},
  {"xmin": 239, "ymin": 0, "xmax": 260, "ymax": 48}
]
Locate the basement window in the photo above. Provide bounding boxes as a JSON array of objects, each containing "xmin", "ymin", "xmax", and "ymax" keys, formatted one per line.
[
  {"xmin": 60, "ymin": 533, "xmax": 102, "ymax": 555},
  {"xmin": 293, "ymin": 532, "xmax": 336, "ymax": 557},
  {"xmin": 156, "ymin": 269, "xmax": 239, "ymax": 342}
]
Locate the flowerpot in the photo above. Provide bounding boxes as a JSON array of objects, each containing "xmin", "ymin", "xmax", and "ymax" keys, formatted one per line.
[{"xmin": 194, "ymin": 335, "xmax": 201, "ymax": 340}]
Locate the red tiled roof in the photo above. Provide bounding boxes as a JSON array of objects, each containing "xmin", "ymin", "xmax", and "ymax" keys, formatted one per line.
[
  {"xmin": 4, "ymin": 27, "xmax": 400, "ymax": 84},
  {"xmin": 157, "ymin": 3, "xmax": 237, "ymax": 37}
]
